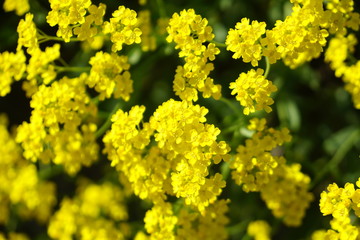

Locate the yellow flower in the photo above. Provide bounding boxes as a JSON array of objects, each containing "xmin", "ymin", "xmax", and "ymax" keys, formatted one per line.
[
  {"xmin": 167, "ymin": 9, "xmax": 221, "ymax": 101},
  {"xmin": 17, "ymin": 13, "xmax": 38, "ymax": 54},
  {"xmin": 0, "ymin": 50, "xmax": 26, "ymax": 97},
  {"xmin": 103, "ymin": 6, "xmax": 142, "ymax": 52},
  {"xmin": 24, "ymin": 44, "xmax": 60, "ymax": 97},
  {"xmin": 88, "ymin": 51, "xmax": 133, "ymax": 100},
  {"xmin": 226, "ymin": 18, "xmax": 266, "ymax": 67},
  {"xmin": 47, "ymin": 0, "xmax": 91, "ymax": 41},
  {"xmin": 247, "ymin": 220, "xmax": 271, "ymax": 240},
  {"xmin": 3, "ymin": 0, "xmax": 29, "ymax": 15},
  {"xmin": 16, "ymin": 76, "xmax": 98, "ymax": 175},
  {"xmin": 73, "ymin": 4, "xmax": 106, "ymax": 42},
  {"xmin": 48, "ymin": 181, "xmax": 128, "ymax": 240},
  {"xmin": 316, "ymin": 178, "xmax": 360, "ymax": 239},
  {"xmin": 229, "ymin": 68, "xmax": 277, "ymax": 115},
  {"xmin": 144, "ymin": 201, "xmax": 177, "ymax": 240}
]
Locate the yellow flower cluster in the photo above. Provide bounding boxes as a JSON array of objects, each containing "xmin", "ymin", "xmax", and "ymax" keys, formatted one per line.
[
  {"xmin": 47, "ymin": 0, "xmax": 106, "ymax": 42},
  {"xmin": 3, "ymin": 0, "xmax": 29, "ymax": 15},
  {"xmin": 247, "ymin": 220, "xmax": 271, "ymax": 240},
  {"xmin": 0, "ymin": 233, "xmax": 29, "ymax": 240},
  {"xmin": 73, "ymin": 4, "xmax": 106, "ymax": 43},
  {"xmin": 17, "ymin": 13, "xmax": 38, "ymax": 55},
  {"xmin": 0, "ymin": 115, "xmax": 56, "ymax": 226},
  {"xmin": 16, "ymin": 76, "xmax": 98, "ymax": 175},
  {"xmin": 324, "ymin": 0, "xmax": 360, "ymax": 109},
  {"xmin": 226, "ymin": 18, "xmax": 266, "ymax": 67},
  {"xmin": 175, "ymin": 199, "xmax": 229, "ymax": 240},
  {"xmin": 0, "ymin": 51, "xmax": 26, "ymax": 97},
  {"xmin": 24, "ymin": 44, "xmax": 61, "ymax": 96},
  {"xmin": 2, "ymin": 0, "xmax": 360, "ymax": 239},
  {"xmin": 143, "ymin": 201, "xmax": 177, "ymax": 240},
  {"xmin": 104, "ymin": 99, "xmax": 230, "ymax": 213},
  {"xmin": 230, "ymin": 118, "xmax": 291, "ymax": 192},
  {"xmin": 312, "ymin": 178, "xmax": 360, "ymax": 240},
  {"xmin": 103, "ymin": 6, "xmax": 142, "ymax": 52},
  {"xmin": 141, "ymin": 199, "xmax": 230, "ymax": 240},
  {"xmin": 324, "ymin": 0, "xmax": 360, "ymax": 34},
  {"xmin": 229, "ymin": 68, "xmax": 277, "ymax": 115},
  {"xmin": 167, "ymin": 9, "xmax": 222, "ymax": 102},
  {"xmin": 230, "ymin": 118, "xmax": 313, "ymax": 226},
  {"xmin": 48, "ymin": 181, "xmax": 129, "ymax": 240},
  {"xmin": 260, "ymin": 162, "xmax": 313, "ymax": 226},
  {"xmin": 225, "ymin": 0, "xmax": 331, "ymax": 68},
  {"xmin": 88, "ymin": 51, "xmax": 133, "ymax": 101},
  {"xmin": 15, "ymin": 13, "xmax": 61, "ymax": 97}
]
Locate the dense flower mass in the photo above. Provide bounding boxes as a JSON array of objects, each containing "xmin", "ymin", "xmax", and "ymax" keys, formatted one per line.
[
  {"xmin": 16, "ymin": 76, "xmax": 99, "ymax": 175},
  {"xmin": 0, "ymin": 0, "xmax": 360, "ymax": 239},
  {"xmin": 104, "ymin": 100, "xmax": 230, "ymax": 213}
]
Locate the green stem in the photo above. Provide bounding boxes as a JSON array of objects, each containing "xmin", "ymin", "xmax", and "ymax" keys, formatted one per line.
[
  {"xmin": 95, "ymin": 102, "xmax": 122, "ymax": 139},
  {"xmin": 227, "ymin": 220, "xmax": 249, "ymax": 237},
  {"xmin": 156, "ymin": 0, "xmax": 167, "ymax": 18},
  {"xmin": 54, "ymin": 65, "xmax": 91, "ymax": 73},
  {"xmin": 37, "ymin": 32, "xmax": 81, "ymax": 43},
  {"xmin": 219, "ymin": 97, "xmax": 242, "ymax": 116},
  {"xmin": 264, "ymin": 56, "xmax": 270, "ymax": 78},
  {"xmin": 58, "ymin": 57, "xmax": 69, "ymax": 67},
  {"xmin": 38, "ymin": 164, "xmax": 64, "ymax": 180},
  {"xmin": 221, "ymin": 161, "xmax": 231, "ymax": 180},
  {"xmin": 209, "ymin": 40, "xmax": 227, "ymax": 48},
  {"xmin": 310, "ymin": 129, "xmax": 360, "ymax": 189}
]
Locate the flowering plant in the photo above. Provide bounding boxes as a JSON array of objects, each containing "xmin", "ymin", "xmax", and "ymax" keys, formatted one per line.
[{"xmin": 0, "ymin": 0, "xmax": 360, "ymax": 239}]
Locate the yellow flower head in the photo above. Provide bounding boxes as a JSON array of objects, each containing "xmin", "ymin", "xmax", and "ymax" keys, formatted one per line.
[
  {"xmin": 88, "ymin": 51, "xmax": 133, "ymax": 101},
  {"xmin": 17, "ymin": 13, "xmax": 38, "ymax": 54},
  {"xmin": 103, "ymin": 6, "xmax": 142, "ymax": 52},
  {"xmin": 0, "ymin": 50, "xmax": 26, "ymax": 97},
  {"xmin": 247, "ymin": 220, "xmax": 271, "ymax": 240},
  {"xmin": 47, "ymin": 0, "xmax": 92, "ymax": 41},
  {"xmin": 226, "ymin": 18, "xmax": 266, "ymax": 66},
  {"xmin": 3, "ymin": 0, "xmax": 29, "ymax": 15},
  {"xmin": 230, "ymin": 68, "xmax": 277, "ymax": 115},
  {"xmin": 167, "ymin": 9, "xmax": 221, "ymax": 102}
]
